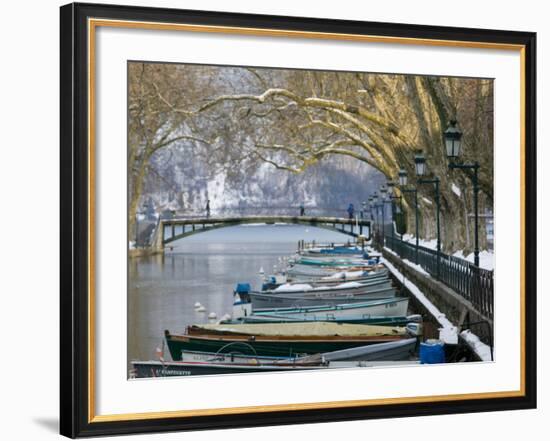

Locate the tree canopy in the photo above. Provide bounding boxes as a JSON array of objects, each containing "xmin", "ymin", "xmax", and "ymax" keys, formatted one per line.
[{"xmin": 128, "ymin": 62, "xmax": 493, "ymax": 253}]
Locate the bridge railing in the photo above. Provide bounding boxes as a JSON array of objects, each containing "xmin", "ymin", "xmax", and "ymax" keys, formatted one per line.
[
  {"xmin": 384, "ymin": 235, "xmax": 494, "ymax": 321},
  {"xmin": 158, "ymin": 207, "xmax": 366, "ymax": 219},
  {"xmin": 138, "ymin": 208, "xmax": 369, "ymax": 246},
  {"xmin": 145, "ymin": 214, "xmax": 371, "ymax": 248}
]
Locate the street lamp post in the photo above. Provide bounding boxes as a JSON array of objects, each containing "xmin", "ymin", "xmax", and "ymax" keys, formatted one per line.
[
  {"xmin": 394, "ymin": 197, "xmax": 403, "ymax": 247},
  {"xmin": 373, "ymin": 193, "xmax": 380, "ymax": 240},
  {"xmin": 414, "ymin": 151, "xmax": 442, "ymax": 277},
  {"xmin": 398, "ymin": 168, "xmax": 420, "ymax": 264},
  {"xmin": 367, "ymin": 195, "xmax": 374, "ymax": 239},
  {"xmin": 383, "ymin": 197, "xmax": 393, "ymax": 243},
  {"xmin": 387, "ymin": 182, "xmax": 402, "ymax": 243},
  {"xmin": 371, "ymin": 192, "xmax": 382, "ymax": 246},
  {"xmin": 379, "ymin": 184, "xmax": 388, "ymax": 242},
  {"xmin": 445, "ymin": 120, "xmax": 481, "ymax": 268}
]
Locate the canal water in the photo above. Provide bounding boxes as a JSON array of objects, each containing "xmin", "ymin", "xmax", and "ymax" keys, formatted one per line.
[{"xmin": 127, "ymin": 224, "xmax": 353, "ymax": 368}]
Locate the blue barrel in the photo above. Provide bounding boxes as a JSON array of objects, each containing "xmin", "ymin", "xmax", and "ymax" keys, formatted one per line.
[
  {"xmin": 235, "ymin": 283, "xmax": 251, "ymax": 294},
  {"xmin": 419, "ymin": 340, "xmax": 446, "ymax": 364}
]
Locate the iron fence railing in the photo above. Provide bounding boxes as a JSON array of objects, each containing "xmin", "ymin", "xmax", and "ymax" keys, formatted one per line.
[{"xmin": 384, "ymin": 235, "xmax": 494, "ymax": 320}]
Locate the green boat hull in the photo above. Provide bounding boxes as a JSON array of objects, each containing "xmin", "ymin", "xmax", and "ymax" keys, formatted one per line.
[{"xmin": 164, "ymin": 331, "xmax": 404, "ymax": 360}]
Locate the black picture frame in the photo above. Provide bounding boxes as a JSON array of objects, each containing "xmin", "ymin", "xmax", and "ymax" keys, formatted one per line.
[{"xmin": 60, "ymin": 2, "xmax": 537, "ymax": 438}]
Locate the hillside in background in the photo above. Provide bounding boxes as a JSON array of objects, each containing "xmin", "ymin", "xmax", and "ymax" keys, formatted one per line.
[{"xmin": 140, "ymin": 146, "xmax": 385, "ymax": 219}]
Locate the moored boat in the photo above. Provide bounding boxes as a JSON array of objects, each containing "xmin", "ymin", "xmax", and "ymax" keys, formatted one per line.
[
  {"xmin": 302, "ymin": 245, "xmax": 364, "ymax": 256},
  {"xmin": 250, "ymin": 297, "xmax": 409, "ymax": 318},
  {"xmin": 315, "ymin": 268, "xmax": 388, "ymax": 281},
  {"xmin": 296, "ymin": 337, "xmax": 418, "ymax": 363},
  {"xmin": 265, "ymin": 278, "xmax": 392, "ymax": 296},
  {"xmin": 224, "ymin": 314, "xmax": 417, "ymax": 326},
  {"xmin": 130, "ymin": 358, "xmax": 420, "ymax": 377},
  {"xmin": 287, "ymin": 263, "xmax": 384, "ymax": 277},
  {"xmin": 246, "ymin": 286, "xmax": 396, "ymax": 309},
  {"xmin": 177, "ymin": 337, "xmax": 418, "ymax": 363},
  {"xmin": 262, "ymin": 269, "xmax": 389, "ymax": 290},
  {"xmin": 188, "ymin": 321, "xmax": 408, "ymax": 337},
  {"xmin": 179, "ymin": 350, "xmax": 298, "ymax": 363},
  {"xmin": 295, "ymin": 256, "xmax": 377, "ymax": 267},
  {"xmin": 300, "ymin": 245, "xmax": 381, "ymax": 257},
  {"xmin": 164, "ymin": 323, "xmax": 410, "ymax": 359}
]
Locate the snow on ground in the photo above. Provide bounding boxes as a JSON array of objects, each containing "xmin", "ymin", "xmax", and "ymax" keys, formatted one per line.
[
  {"xmin": 400, "ymin": 235, "xmax": 494, "ymax": 271},
  {"xmin": 382, "ymin": 254, "xmax": 492, "ymax": 361},
  {"xmin": 384, "ymin": 246, "xmax": 428, "ymax": 277},
  {"xmin": 460, "ymin": 330, "xmax": 493, "ymax": 361},
  {"xmin": 451, "ymin": 183, "xmax": 462, "ymax": 197},
  {"xmin": 453, "ymin": 250, "xmax": 494, "ymax": 271},
  {"xmin": 402, "ymin": 234, "xmax": 438, "ymax": 251},
  {"xmin": 399, "ymin": 256, "xmax": 430, "ymax": 276},
  {"xmin": 381, "ymin": 256, "xmax": 458, "ymax": 345}
]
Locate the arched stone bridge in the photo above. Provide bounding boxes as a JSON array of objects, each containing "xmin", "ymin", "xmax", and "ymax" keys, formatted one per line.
[{"xmin": 151, "ymin": 216, "xmax": 371, "ymax": 251}]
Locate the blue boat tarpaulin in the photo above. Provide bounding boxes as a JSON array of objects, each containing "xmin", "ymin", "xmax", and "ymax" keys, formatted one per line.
[{"xmin": 235, "ymin": 283, "xmax": 251, "ymax": 294}]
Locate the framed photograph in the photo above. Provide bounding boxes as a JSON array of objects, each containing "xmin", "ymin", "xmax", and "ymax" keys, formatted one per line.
[{"xmin": 60, "ymin": 2, "xmax": 536, "ymax": 438}]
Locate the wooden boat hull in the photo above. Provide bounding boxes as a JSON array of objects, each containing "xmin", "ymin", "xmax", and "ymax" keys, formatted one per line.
[
  {"xmin": 224, "ymin": 314, "xmax": 416, "ymax": 326},
  {"xmin": 178, "ymin": 337, "xmax": 418, "ymax": 363},
  {"xmin": 131, "ymin": 360, "xmax": 319, "ymax": 377},
  {"xmin": 165, "ymin": 330, "xmax": 407, "ymax": 359},
  {"xmin": 301, "ymin": 247, "xmax": 363, "ymax": 256},
  {"xmin": 251, "ymin": 297, "xmax": 409, "ymax": 319},
  {"xmin": 296, "ymin": 257, "xmax": 373, "ymax": 267},
  {"xmin": 287, "ymin": 264, "xmax": 383, "ymax": 277},
  {"xmin": 248, "ymin": 287, "xmax": 396, "ymax": 309},
  {"xmin": 298, "ymin": 338, "xmax": 418, "ymax": 363},
  {"xmin": 301, "ymin": 251, "xmax": 363, "ymax": 258},
  {"xmin": 263, "ymin": 279, "xmax": 392, "ymax": 297},
  {"xmin": 131, "ymin": 359, "xmax": 419, "ymax": 377},
  {"xmin": 179, "ymin": 350, "xmax": 296, "ymax": 363},
  {"xmin": 266, "ymin": 269, "xmax": 389, "ymax": 288},
  {"xmin": 305, "ymin": 269, "xmax": 388, "ymax": 283},
  {"xmin": 301, "ymin": 246, "xmax": 380, "ymax": 256}
]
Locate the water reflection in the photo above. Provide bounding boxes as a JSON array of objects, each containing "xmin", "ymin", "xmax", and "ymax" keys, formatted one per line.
[{"xmin": 127, "ymin": 224, "xmax": 352, "ymax": 367}]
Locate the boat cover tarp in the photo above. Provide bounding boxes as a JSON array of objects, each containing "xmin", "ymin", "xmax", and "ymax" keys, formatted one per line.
[
  {"xmin": 235, "ymin": 283, "xmax": 251, "ymax": 294},
  {"xmin": 274, "ymin": 283, "xmax": 313, "ymax": 292},
  {"xmin": 190, "ymin": 322, "xmax": 407, "ymax": 337},
  {"xmin": 271, "ymin": 279, "xmax": 387, "ymax": 294},
  {"xmin": 322, "ymin": 270, "xmax": 366, "ymax": 279}
]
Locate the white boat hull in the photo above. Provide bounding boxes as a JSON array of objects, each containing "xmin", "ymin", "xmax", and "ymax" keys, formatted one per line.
[{"xmin": 256, "ymin": 297, "xmax": 409, "ymax": 319}]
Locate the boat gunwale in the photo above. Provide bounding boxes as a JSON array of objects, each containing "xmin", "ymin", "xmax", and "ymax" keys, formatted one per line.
[
  {"xmin": 248, "ymin": 287, "xmax": 397, "ymax": 302},
  {"xmin": 173, "ymin": 332, "xmax": 407, "ymax": 343},
  {"xmin": 252, "ymin": 296, "xmax": 408, "ymax": 315}
]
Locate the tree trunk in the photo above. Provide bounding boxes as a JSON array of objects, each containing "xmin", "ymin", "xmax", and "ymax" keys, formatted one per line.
[{"xmin": 128, "ymin": 160, "xmax": 148, "ymax": 245}]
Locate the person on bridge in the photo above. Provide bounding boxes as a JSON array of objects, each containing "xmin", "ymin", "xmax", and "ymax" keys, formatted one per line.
[
  {"xmin": 206, "ymin": 199, "xmax": 211, "ymax": 219},
  {"xmin": 299, "ymin": 203, "xmax": 305, "ymax": 216},
  {"xmin": 347, "ymin": 203, "xmax": 355, "ymax": 220}
]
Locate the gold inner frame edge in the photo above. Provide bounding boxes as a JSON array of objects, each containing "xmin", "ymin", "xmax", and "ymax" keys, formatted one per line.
[{"xmin": 87, "ymin": 17, "xmax": 527, "ymax": 423}]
